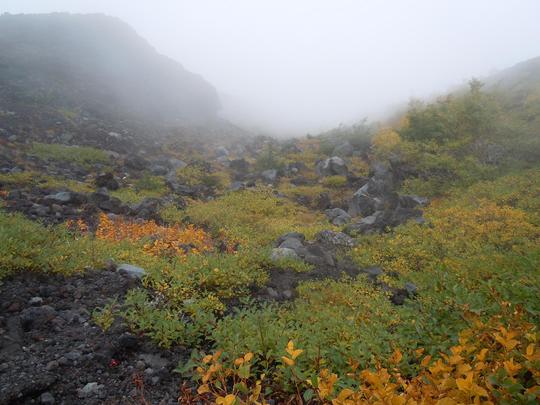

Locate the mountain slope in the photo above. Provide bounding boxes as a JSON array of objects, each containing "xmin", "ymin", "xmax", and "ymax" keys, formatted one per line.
[{"xmin": 0, "ymin": 13, "xmax": 220, "ymax": 124}]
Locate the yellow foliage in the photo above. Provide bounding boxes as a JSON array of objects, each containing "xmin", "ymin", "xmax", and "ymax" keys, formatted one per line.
[
  {"xmin": 190, "ymin": 315, "xmax": 540, "ymax": 403},
  {"xmin": 372, "ymin": 128, "xmax": 402, "ymax": 157}
]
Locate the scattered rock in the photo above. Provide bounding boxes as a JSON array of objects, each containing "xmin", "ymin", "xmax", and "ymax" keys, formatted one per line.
[
  {"xmin": 276, "ymin": 232, "xmax": 305, "ymax": 245},
  {"xmin": 215, "ymin": 146, "xmax": 229, "ymax": 157},
  {"xmin": 125, "ymin": 154, "xmax": 149, "ymax": 170},
  {"xmin": 39, "ymin": 391, "xmax": 55, "ymax": 404},
  {"xmin": 229, "ymin": 181, "xmax": 245, "ymax": 191},
  {"xmin": 229, "ymin": 158, "xmax": 249, "ymax": 172},
  {"xmin": 130, "ymin": 197, "xmax": 161, "ymax": 220},
  {"xmin": 19, "ymin": 305, "xmax": 56, "ymax": 331},
  {"xmin": 325, "ymin": 208, "xmax": 351, "ymax": 225},
  {"xmin": 117, "ymin": 333, "xmax": 140, "ymax": 351},
  {"xmin": 139, "ymin": 353, "xmax": 169, "ymax": 370},
  {"xmin": 78, "ymin": 382, "xmax": 104, "ymax": 398},
  {"xmin": 169, "ymin": 158, "xmax": 187, "ymax": 170},
  {"xmin": 44, "ymin": 191, "xmax": 85, "ymax": 205},
  {"xmin": 405, "ymin": 282, "xmax": 418, "ymax": 296},
  {"xmin": 95, "ymin": 172, "xmax": 119, "ymax": 190},
  {"xmin": 261, "ymin": 169, "xmax": 278, "ymax": 183},
  {"xmin": 29, "ymin": 296, "xmax": 44, "ymax": 306},
  {"xmin": 117, "ymin": 263, "xmax": 146, "ymax": 279},
  {"xmin": 315, "ymin": 230, "xmax": 355, "ymax": 248},
  {"xmin": 296, "ymin": 244, "xmax": 335, "ymax": 267},
  {"xmin": 150, "ymin": 163, "xmax": 169, "ymax": 175}
]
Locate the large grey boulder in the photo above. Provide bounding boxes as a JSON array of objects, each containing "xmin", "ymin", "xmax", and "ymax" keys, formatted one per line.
[
  {"xmin": 278, "ymin": 237, "xmax": 304, "ymax": 251},
  {"xmin": 348, "ymin": 184, "xmax": 379, "ymax": 217},
  {"xmin": 270, "ymin": 248, "xmax": 300, "ymax": 262},
  {"xmin": 316, "ymin": 156, "xmax": 348, "ymax": 177},
  {"xmin": 347, "ymin": 165, "xmax": 398, "ymax": 217}
]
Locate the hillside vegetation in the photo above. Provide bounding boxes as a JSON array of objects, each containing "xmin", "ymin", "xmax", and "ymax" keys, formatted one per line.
[{"xmin": 0, "ymin": 17, "xmax": 539, "ymax": 403}]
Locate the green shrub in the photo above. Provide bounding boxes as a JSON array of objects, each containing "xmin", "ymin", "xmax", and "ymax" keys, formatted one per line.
[
  {"xmin": 159, "ymin": 204, "xmax": 186, "ymax": 224},
  {"xmin": 255, "ymin": 144, "xmax": 285, "ymax": 171},
  {"xmin": 185, "ymin": 188, "xmax": 329, "ymax": 247},
  {"xmin": 134, "ymin": 173, "xmax": 167, "ymax": 192},
  {"xmin": 321, "ymin": 175, "xmax": 347, "ymax": 188},
  {"xmin": 92, "ymin": 298, "xmax": 118, "ymax": 331},
  {"xmin": 28, "ymin": 142, "xmax": 109, "ymax": 166},
  {"xmin": 0, "ymin": 171, "xmax": 92, "ymax": 193},
  {"xmin": 0, "ymin": 210, "xmax": 171, "ymax": 279},
  {"xmin": 109, "ymin": 172, "xmax": 168, "ymax": 204}
]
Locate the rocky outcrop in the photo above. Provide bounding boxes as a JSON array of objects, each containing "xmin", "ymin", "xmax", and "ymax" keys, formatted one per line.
[{"xmin": 346, "ymin": 162, "xmax": 427, "ymax": 234}]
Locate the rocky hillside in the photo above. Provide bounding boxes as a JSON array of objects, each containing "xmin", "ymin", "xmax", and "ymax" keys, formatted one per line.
[
  {"xmin": 0, "ymin": 23, "xmax": 539, "ymax": 404},
  {"xmin": 0, "ymin": 13, "xmax": 220, "ymax": 124}
]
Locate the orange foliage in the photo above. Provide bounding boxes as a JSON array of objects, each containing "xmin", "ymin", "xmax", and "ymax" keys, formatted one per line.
[{"xmin": 73, "ymin": 213, "xmax": 213, "ymax": 258}]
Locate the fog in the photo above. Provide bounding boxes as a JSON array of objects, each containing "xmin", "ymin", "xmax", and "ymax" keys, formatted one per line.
[{"xmin": 2, "ymin": 0, "xmax": 540, "ymax": 135}]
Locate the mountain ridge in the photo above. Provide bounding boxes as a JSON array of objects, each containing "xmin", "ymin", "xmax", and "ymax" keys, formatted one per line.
[{"xmin": 0, "ymin": 12, "xmax": 220, "ymax": 124}]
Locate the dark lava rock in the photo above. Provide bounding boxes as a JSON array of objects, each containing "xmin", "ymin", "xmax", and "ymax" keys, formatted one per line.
[
  {"xmin": 0, "ymin": 270, "xmax": 185, "ymax": 404},
  {"xmin": 130, "ymin": 197, "xmax": 161, "ymax": 220},
  {"xmin": 19, "ymin": 305, "xmax": 56, "ymax": 331},
  {"xmin": 95, "ymin": 172, "xmax": 119, "ymax": 190},
  {"xmin": 124, "ymin": 154, "xmax": 149, "ymax": 171}
]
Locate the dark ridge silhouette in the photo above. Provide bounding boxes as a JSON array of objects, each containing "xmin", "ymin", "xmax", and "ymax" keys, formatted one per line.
[{"xmin": 0, "ymin": 13, "xmax": 220, "ymax": 124}]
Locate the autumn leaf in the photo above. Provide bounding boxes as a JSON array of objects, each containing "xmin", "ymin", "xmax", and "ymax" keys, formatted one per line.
[
  {"xmin": 216, "ymin": 394, "xmax": 236, "ymax": 405},
  {"xmin": 282, "ymin": 356, "xmax": 295, "ymax": 367},
  {"xmin": 455, "ymin": 372, "xmax": 488, "ymax": 398},
  {"xmin": 286, "ymin": 340, "xmax": 304, "ymax": 359}
]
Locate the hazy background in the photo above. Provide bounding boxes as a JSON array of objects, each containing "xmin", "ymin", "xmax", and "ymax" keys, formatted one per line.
[{"xmin": 2, "ymin": 0, "xmax": 540, "ymax": 135}]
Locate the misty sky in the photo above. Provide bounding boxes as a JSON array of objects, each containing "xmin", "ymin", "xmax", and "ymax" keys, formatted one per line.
[{"xmin": 2, "ymin": 1, "xmax": 540, "ymax": 135}]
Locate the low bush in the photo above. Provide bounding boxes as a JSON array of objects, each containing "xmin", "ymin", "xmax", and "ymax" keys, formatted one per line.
[
  {"xmin": 28, "ymin": 142, "xmax": 109, "ymax": 167},
  {"xmin": 185, "ymin": 188, "xmax": 329, "ymax": 248},
  {"xmin": 320, "ymin": 175, "xmax": 347, "ymax": 189},
  {"xmin": 0, "ymin": 170, "xmax": 93, "ymax": 193}
]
